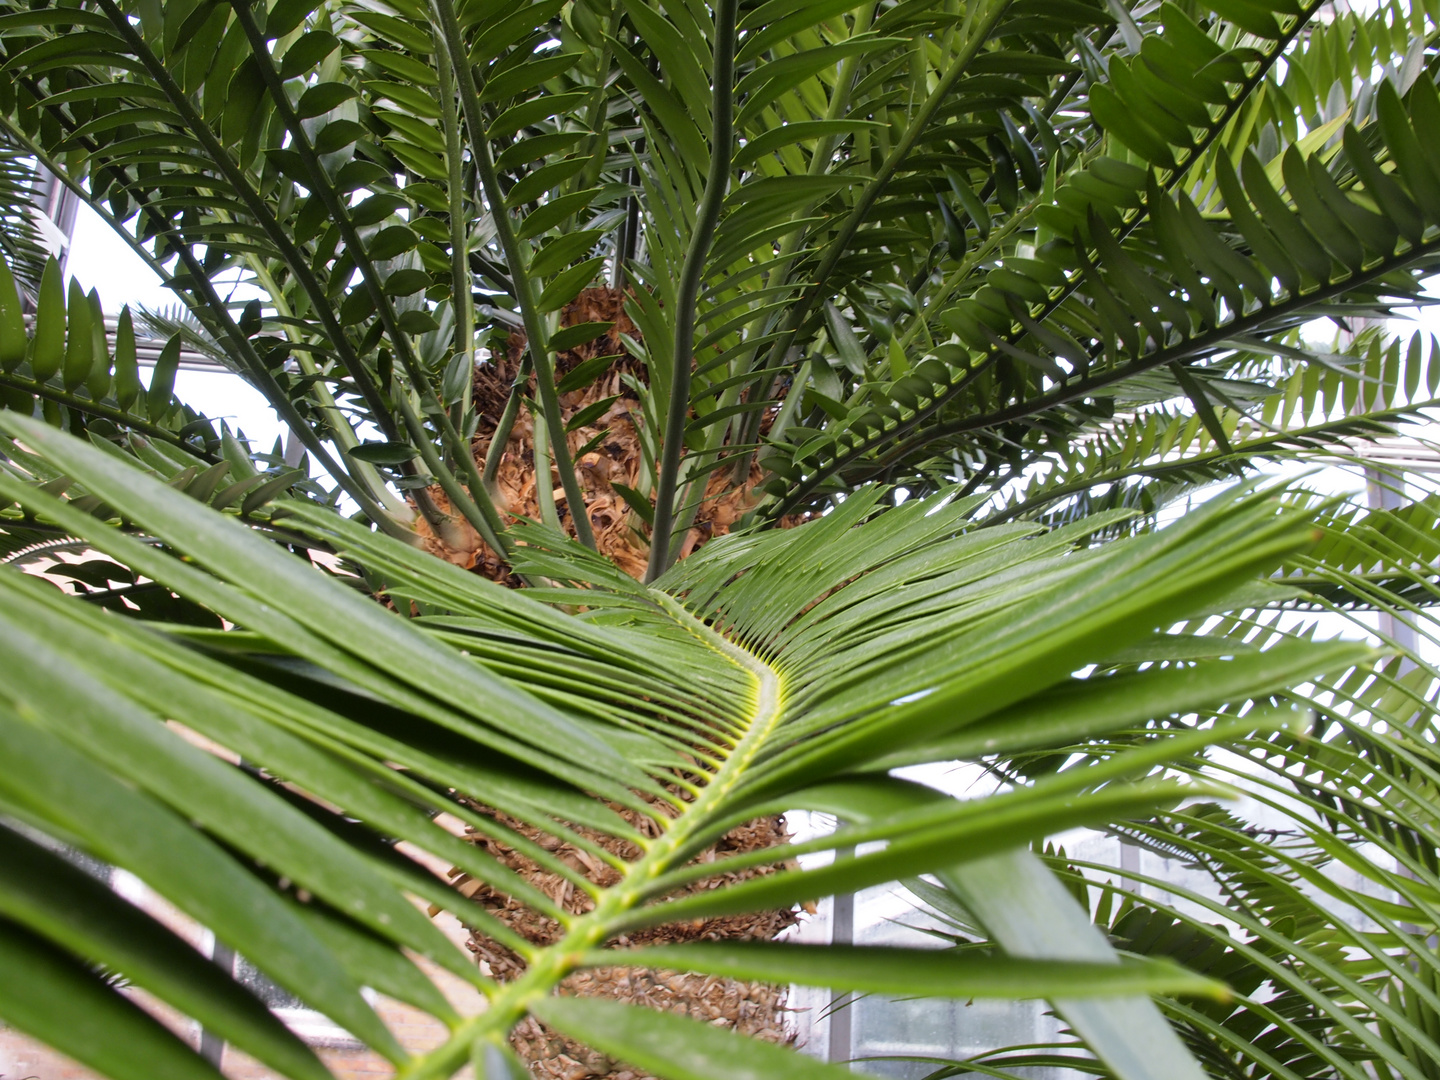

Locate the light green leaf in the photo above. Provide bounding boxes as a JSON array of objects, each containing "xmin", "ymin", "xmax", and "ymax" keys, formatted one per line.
[
  {"xmin": 29, "ymin": 256, "xmax": 65, "ymax": 381},
  {"xmin": 592, "ymin": 942, "xmax": 1228, "ymax": 1000},
  {"xmin": 532, "ymin": 996, "xmax": 859, "ymax": 1080}
]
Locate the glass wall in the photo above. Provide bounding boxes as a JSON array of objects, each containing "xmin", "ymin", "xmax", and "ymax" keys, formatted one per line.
[{"xmin": 788, "ymin": 877, "xmax": 1077, "ymax": 1079}]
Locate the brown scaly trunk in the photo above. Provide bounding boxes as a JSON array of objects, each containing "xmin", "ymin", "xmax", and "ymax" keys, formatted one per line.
[
  {"xmin": 414, "ymin": 290, "xmax": 804, "ymax": 1078},
  {"xmin": 414, "ymin": 287, "xmax": 772, "ymax": 578}
]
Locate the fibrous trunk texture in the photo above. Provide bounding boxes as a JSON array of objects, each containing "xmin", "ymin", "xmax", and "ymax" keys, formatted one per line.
[
  {"xmin": 415, "ymin": 287, "xmax": 772, "ymax": 581},
  {"xmin": 413, "ymin": 290, "xmax": 802, "ymax": 1077}
]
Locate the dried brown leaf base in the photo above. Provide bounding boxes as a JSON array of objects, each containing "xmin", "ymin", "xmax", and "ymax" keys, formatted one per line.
[
  {"xmin": 414, "ymin": 287, "xmax": 802, "ymax": 580},
  {"xmin": 449, "ymin": 806, "xmax": 799, "ymax": 1078}
]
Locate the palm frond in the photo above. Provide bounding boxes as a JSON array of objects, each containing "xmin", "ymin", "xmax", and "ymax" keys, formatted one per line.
[{"xmin": 0, "ymin": 409, "xmax": 1379, "ymax": 1078}]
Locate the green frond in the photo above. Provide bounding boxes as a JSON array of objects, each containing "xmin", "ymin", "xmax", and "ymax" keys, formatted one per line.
[
  {"xmin": 0, "ymin": 408, "xmax": 1382, "ymax": 1078},
  {"xmin": 0, "ymin": 1, "xmax": 1436, "ymax": 1076}
]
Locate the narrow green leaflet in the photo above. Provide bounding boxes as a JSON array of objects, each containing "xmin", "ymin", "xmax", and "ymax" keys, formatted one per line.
[
  {"xmin": 875, "ymin": 639, "xmax": 1375, "ymax": 767},
  {"xmin": 532, "ymin": 996, "xmax": 860, "ymax": 1080},
  {"xmin": 589, "ymin": 942, "xmax": 1228, "ymax": 1000},
  {"xmin": 0, "ymin": 411, "xmax": 651, "ymax": 796},
  {"xmin": 0, "ymin": 825, "xmax": 330, "ymax": 1080},
  {"xmin": 0, "ymin": 705, "xmax": 400, "ymax": 1059}
]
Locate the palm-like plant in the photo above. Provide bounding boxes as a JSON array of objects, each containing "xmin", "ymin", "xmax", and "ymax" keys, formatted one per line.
[
  {"xmin": 0, "ymin": 0, "xmax": 1437, "ymax": 559},
  {"xmin": 0, "ymin": 409, "xmax": 1380, "ymax": 1080},
  {"xmin": 0, "ymin": 0, "xmax": 1438, "ymax": 1076}
]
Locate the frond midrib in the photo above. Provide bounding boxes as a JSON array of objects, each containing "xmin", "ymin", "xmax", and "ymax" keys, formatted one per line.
[{"xmin": 400, "ymin": 588, "xmax": 787, "ymax": 1077}]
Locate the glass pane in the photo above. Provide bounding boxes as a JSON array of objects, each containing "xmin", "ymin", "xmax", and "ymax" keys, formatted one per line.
[{"xmin": 854, "ymin": 995, "xmax": 955, "ymax": 1053}]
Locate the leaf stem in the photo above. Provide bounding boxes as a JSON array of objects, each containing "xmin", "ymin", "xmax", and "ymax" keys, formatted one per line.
[
  {"xmin": 394, "ymin": 390, "xmax": 509, "ymax": 557},
  {"xmin": 239, "ymin": 249, "xmax": 418, "ymax": 522},
  {"xmin": 227, "ymin": 0, "xmax": 509, "ymax": 547},
  {"xmin": 733, "ymin": 0, "xmax": 1015, "ymax": 453},
  {"xmin": 772, "ymin": 0, "xmax": 1328, "ymax": 512},
  {"xmin": 0, "ymin": 370, "xmax": 219, "ymax": 462},
  {"xmin": 103, "ymin": 0, "xmax": 399, "ymax": 446},
  {"xmin": 85, "ymin": 1, "xmax": 410, "ymax": 534},
  {"xmin": 482, "ymin": 356, "xmax": 531, "ymax": 488},
  {"xmin": 431, "ymin": 0, "xmax": 597, "ymax": 550},
  {"xmin": 986, "ymin": 404, "xmax": 1418, "ymax": 527},
  {"xmin": 530, "ymin": 399, "xmax": 564, "ymax": 532},
  {"xmin": 644, "ymin": 0, "xmax": 739, "ymax": 582},
  {"xmin": 720, "ymin": 0, "xmax": 877, "ymax": 484},
  {"xmin": 437, "ymin": 44, "xmax": 476, "ymax": 466},
  {"xmin": 803, "ymin": 235, "xmax": 1440, "ymax": 509}
]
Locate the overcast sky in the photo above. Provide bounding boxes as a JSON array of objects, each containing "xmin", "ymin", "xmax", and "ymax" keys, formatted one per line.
[{"xmin": 66, "ymin": 204, "xmax": 286, "ymax": 454}]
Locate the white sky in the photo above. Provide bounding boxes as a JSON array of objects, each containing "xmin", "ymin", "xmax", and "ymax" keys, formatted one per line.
[
  {"xmin": 65, "ymin": 203, "xmax": 174, "ymax": 312},
  {"xmin": 66, "ymin": 205, "xmax": 290, "ymax": 456}
]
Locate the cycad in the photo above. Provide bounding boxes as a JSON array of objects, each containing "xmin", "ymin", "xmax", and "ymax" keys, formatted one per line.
[
  {"xmin": 0, "ymin": 0, "xmax": 1437, "ymax": 1075},
  {"xmin": 885, "ymin": 488, "xmax": 1440, "ymax": 1080},
  {"xmin": 0, "ymin": 408, "xmax": 1381, "ymax": 1078},
  {"xmin": 1, "ymin": 0, "xmax": 1438, "ymax": 558}
]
